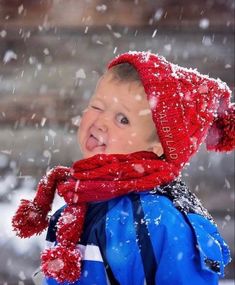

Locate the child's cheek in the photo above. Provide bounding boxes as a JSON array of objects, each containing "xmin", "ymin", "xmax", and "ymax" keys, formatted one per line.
[
  {"xmin": 77, "ymin": 109, "xmax": 93, "ymax": 138},
  {"xmin": 76, "ymin": 113, "xmax": 86, "ymax": 143}
]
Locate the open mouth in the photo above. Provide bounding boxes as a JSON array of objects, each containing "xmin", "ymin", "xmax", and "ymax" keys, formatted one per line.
[{"xmin": 85, "ymin": 134, "xmax": 106, "ymax": 151}]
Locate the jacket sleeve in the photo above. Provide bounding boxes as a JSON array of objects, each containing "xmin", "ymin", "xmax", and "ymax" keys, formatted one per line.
[
  {"xmin": 138, "ymin": 195, "xmax": 230, "ymax": 285},
  {"xmin": 186, "ymin": 213, "xmax": 231, "ymax": 277},
  {"xmin": 154, "ymin": 211, "xmax": 230, "ymax": 285}
]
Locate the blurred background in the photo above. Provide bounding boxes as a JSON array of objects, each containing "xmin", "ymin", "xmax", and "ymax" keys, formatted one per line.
[{"xmin": 0, "ymin": 0, "xmax": 234, "ymax": 284}]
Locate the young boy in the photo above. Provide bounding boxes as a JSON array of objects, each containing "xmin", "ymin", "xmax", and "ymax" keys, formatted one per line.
[{"xmin": 12, "ymin": 51, "xmax": 234, "ymax": 285}]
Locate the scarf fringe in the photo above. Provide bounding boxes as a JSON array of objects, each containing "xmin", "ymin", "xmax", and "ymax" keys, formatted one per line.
[{"xmin": 12, "ymin": 151, "xmax": 180, "ymax": 282}]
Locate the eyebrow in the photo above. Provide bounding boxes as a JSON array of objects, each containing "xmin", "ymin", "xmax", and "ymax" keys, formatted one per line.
[
  {"xmin": 120, "ymin": 102, "xmax": 130, "ymax": 112},
  {"xmin": 92, "ymin": 97, "xmax": 130, "ymax": 113}
]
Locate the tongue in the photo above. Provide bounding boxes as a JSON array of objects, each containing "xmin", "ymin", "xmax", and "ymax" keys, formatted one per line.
[{"xmin": 86, "ymin": 136, "xmax": 104, "ymax": 151}]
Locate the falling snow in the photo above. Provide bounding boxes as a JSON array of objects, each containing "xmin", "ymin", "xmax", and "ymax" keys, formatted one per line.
[
  {"xmin": 71, "ymin": 115, "xmax": 82, "ymax": 127},
  {"xmin": 138, "ymin": 109, "xmax": 151, "ymax": 116},
  {"xmin": 18, "ymin": 4, "xmax": 24, "ymax": 15},
  {"xmin": 224, "ymin": 178, "xmax": 231, "ymax": 189},
  {"xmin": 154, "ymin": 8, "xmax": 164, "ymax": 21},
  {"xmin": 96, "ymin": 4, "xmax": 107, "ymax": 12},
  {"xmin": 199, "ymin": 18, "xmax": 210, "ymax": 29},
  {"xmin": 113, "ymin": 32, "xmax": 122, "ymax": 38},
  {"xmin": 3, "ymin": 50, "xmax": 18, "ymax": 64},
  {"xmin": 1, "ymin": 1, "xmax": 234, "ymax": 282},
  {"xmin": 76, "ymin": 69, "xmax": 86, "ymax": 79},
  {"xmin": 152, "ymin": 29, "xmax": 157, "ymax": 38},
  {"xmin": 132, "ymin": 163, "xmax": 145, "ymax": 173},
  {"xmin": 164, "ymin": 44, "xmax": 172, "ymax": 52},
  {"xmin": 0, "ymin": 30, "xmax": 7, "ymax": 37}
]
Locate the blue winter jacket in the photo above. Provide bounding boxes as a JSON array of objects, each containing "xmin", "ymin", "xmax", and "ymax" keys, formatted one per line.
[{"xmin": 42, "ymin": 180, "xmax": 231, "ymax": 285}]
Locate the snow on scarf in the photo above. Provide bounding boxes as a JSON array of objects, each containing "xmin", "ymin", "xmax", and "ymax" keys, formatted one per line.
[{"xmin": 12, "ymin": 151, "xmax": 179, "ymax": 283}]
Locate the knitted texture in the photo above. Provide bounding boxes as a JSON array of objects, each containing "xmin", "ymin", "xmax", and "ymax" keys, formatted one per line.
[
  {"xmin": 12, "ymin": 151, "xmax": 180, "ymax": 282},
  {"xmin": 108, "ymin": 51, "xmax": 235, "ymax": 167},
  {"xmin": 12, "ymin": 51, "xmax": 234, "ymax": 283}
]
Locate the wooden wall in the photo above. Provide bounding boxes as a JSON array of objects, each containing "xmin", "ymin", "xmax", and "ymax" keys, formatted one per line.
[{"xmin": 0, "ymin": 0, "xmax": 234, "ymax": 283}]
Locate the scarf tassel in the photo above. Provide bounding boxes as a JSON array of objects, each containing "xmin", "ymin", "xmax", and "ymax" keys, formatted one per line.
[
  {"xmin": 41, "ymin": 203, "xmax": 87, "ymax": 283},
  {"xmin": 41, "ymin": 244, "xmax": 82, "ymax": 283},
  {"xmin": 12, "ymin": 152, "xmax": 180, "ymax": 283},
  {"xmin": 12, "ymin": 166, "xmax": 71, "ymax": 238},
  {"xmin": 206, "ymin": 104, "xmax": 235, "ymax": 152},
  {"xmin": 12, "ymin": 199, "xmax": 49, "ymax": 238}
]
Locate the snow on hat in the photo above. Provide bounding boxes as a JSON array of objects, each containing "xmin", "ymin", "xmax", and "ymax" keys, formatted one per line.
[
  {"xmin": 12, "ymin": 51, "xmax": 234, "ymax": 283},
  {"xmin": 108, "ymin": 51, "xmax": 235, "ymax": 167}
]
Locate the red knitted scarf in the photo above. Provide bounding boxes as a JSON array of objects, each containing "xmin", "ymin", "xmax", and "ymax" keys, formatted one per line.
[{"xmin": 12, "ymin": 151, "xmax": 180, "ymax": 283}]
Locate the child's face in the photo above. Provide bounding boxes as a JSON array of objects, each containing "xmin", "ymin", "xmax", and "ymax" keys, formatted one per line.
[{"xmin": 78, "ymin": 71, "xmax": 159, "ymax": 158}]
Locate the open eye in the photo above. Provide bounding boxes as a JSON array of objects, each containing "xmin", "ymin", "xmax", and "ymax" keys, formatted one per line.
[{"xmin": 116, "ymin": 113, "xmax": 129, "ymax": 125}]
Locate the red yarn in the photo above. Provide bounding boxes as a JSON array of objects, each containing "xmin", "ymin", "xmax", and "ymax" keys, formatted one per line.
[
  {"xmin": 57, "ymin": 152, "xmax": 179, "ymax": 204},
  {"xmin": 13, "ymin": 151, "xmax": 180, "ymax": 282},
  {"xmin": 12, "ymin": 199, "xmax": 48, "ymax": 238},
  {"xmin": 12, "ymin": 51, "xmax": 235, "ymax": 283},
  {"xmin": 56, "ymin": 204, "xmax": 87, "ymax": 246},
  {"xmin": 41, "ymin": 245, "xmax": 82, "ymax": 283},
  {"xmin": 108, "ymin": 52, "xmax": 234, "ymax": 161},
  {"xmin": 206, "ymin": 104, "xmax": 235, "ymax": 152},
  {"xmin": 12, "ymin": 166, "xmax": 71, "ymax": 239}
]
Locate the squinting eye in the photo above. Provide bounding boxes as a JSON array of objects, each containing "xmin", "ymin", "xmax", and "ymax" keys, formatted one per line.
[
  {"xmin": 91, "ymin": 105, "xmax": 102, "ymax": 111},
  {"xmin": 116, "ymin": 113, "xmax": 129, "ymax": 125}
]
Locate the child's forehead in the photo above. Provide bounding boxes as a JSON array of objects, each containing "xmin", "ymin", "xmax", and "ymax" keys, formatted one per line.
[{"xmin": 94, "ymin": 71, "xmax": 146, "ymax": 101}]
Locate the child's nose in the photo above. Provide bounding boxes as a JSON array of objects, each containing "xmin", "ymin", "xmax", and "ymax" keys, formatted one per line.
[{"xmin": 94, "ymin": 115, "xmax": 109, "ymax": 132}]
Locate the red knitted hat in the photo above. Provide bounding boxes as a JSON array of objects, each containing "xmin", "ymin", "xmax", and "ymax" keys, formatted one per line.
[
  {"xmin": 108, "ymin": 51, "xmax": 235, "ymax": 167},
  {"xmin": 12, "ymin": 51, "xmax": 234, "ymax": 283}
]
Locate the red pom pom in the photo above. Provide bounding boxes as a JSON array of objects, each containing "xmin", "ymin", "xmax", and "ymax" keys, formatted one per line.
[
  {"xmin": 41, "ymin": 245, "xmax": 82, "ymax": 283},
  {"xmin": 12, "ymin": 199, "xmax": 48, "ymax": 238},
  {"xmin": 206, "ymin": 105, "xmax": 235, "ymax": 152}
]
